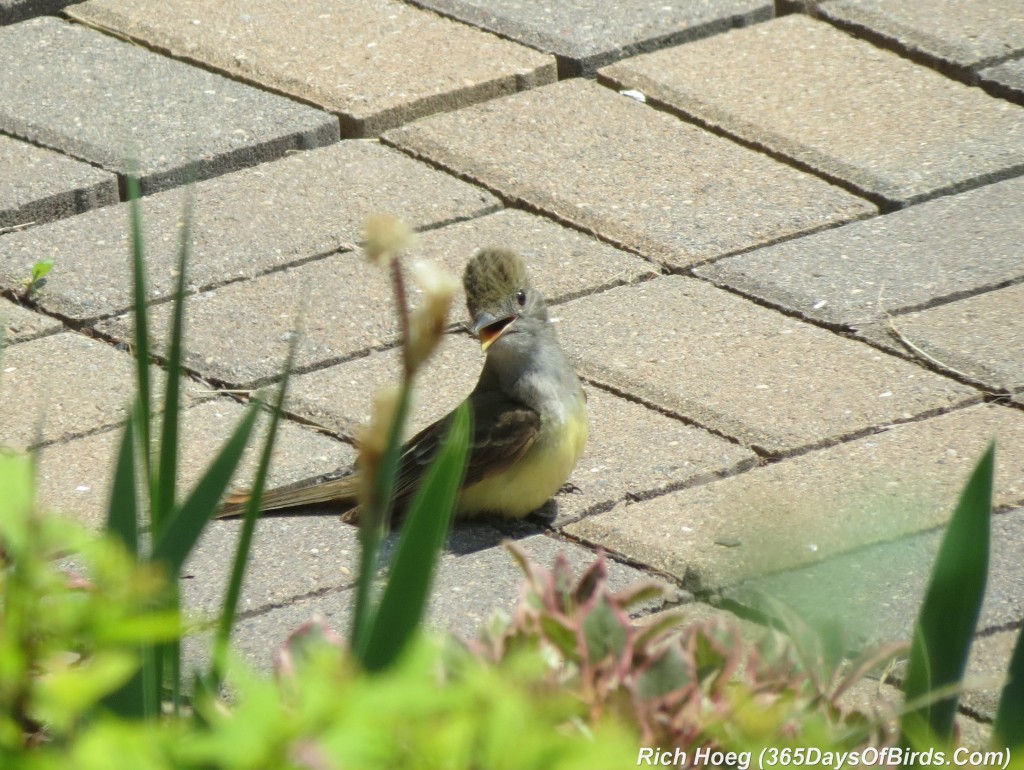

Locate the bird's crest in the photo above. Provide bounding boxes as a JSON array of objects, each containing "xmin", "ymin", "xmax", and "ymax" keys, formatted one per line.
[{"xmin": 463, "ymin": 248, "xmax": 529, "ymax": 320}]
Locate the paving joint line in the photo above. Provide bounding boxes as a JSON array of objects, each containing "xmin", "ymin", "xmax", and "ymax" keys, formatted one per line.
[
  {"xmin": 817, "ymin": 9, "xmax": 1024, "ymax": 101},
  {"xmin": 63, "ymin": 12, "xmax": 352, "ymax": 138},
  {"xmin": 592, "ymin": 74, "xmax": 897, "ymax": 212},
  {"xmin": 688, "ymin": 272, "xmax": 1016, "ymax": 397},
  {"xmin": 378, "ymin": 136, "xmax": 662, "ymax": 264}
]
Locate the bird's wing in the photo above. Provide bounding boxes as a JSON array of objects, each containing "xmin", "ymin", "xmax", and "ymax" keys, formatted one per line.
[{"xmin": 390, "ymin": 389, "xmax": 541, "ymax": 511}]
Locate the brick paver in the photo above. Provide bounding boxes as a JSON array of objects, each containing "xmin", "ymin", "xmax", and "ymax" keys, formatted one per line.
[
  {"xmin": 0, "ymin": 134, "xmax": 117, "ymax": 228},
  {"xmin": 0, "ymin": 0, "xmax": 73, "ymax": 24},
  {"xmin": 981, "ymin": 57, "xmax": 1024, "ymax": 103},
  {"xmin": 404, "ymin": 0, "xmax": 772, "ymax": 77},
  {"xmin": 556, "ymin": 276, "xmax": 977, "ymax": 455},
  {"xmin": 0, "ymin": 17, "xmax": 338, "ymax": 195},
  {"xmin": 0, "ymin": 332, "xmax": 198, "ymax": 450},
  {"xmin": 385, "ymin": 78, "xmax": 875, "ymax": 268},
  {"xmin": 695, "ymin": 175, "xmax": 1024, "ymax": 332},
  {"xmin": 727, "ymin": 508, "xmax": 1024, "ymax": 650},
  {"xmin": 1, "ymin": 299, "xmax": 62, "ymax": 344},
  {"xmin": 35, "ymin": 397, "xmax": 354, "ymax": 529},
  {"xmin": 68, "ymin": 0, "xmax": 556, "ymax": 137},
  {"xmin": 600, "ymin": 15, "xmax": 1024, "ymax": 207},
  {"xmin": 192, "ymin": 526, "xmax": 669, "ymax": 672},
  {"xmin": 864, "ymin": 283, "xmax": 1024, "ymax": 395},
  {"xmin": 0, "ymin": 142, "xmax": 498, "ymax": 323},
  {"xmin": 566, "ymin": 404, "xmax": 1024, "ymax": 591},
  {"xmin": 818, "ymin": 0, "xmax": 1024, "ymax": 73}
]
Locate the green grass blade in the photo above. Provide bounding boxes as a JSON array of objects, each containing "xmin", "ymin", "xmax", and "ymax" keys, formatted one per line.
[
  {"xmin": 993, "ymin": 625, "xmax": 1024, "ymax": 748},
  {"xmin": 153, "ymin": 193, "xmax": 193, "ymax": 534},
  {"xmin": 105, "ymin": 401, "xmax": 139, "ymax": 556},
  {"xmin": 350, "ymin": 383, "xmax": 413, "ymax": 653},
  {"xmin": 901, "ymin": 441, "xmax": 994, "ymax": 745},
  {"xmin": 126, "ymin": 172, "xmax": 153, "ymax": 503},
  {"xmin": 359, "ymin": 402, "xmax": 469, "ymax": 672},
  {"xmin": 150, "ymin": 400, "xmax": 261, "ymax": 575},
  {"xmin": 213, "ymin": 321, "xmax": 301, "ymax": 681}
]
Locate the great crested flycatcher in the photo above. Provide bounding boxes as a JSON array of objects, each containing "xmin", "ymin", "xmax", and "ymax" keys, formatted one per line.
[{"xmin": 218, "ymin": 247, "xmax": 588, "ymax": 524}]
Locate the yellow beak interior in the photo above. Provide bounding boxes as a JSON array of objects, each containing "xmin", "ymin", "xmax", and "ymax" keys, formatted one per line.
[{"xmin": 479, "ymin": 316, "xmax": 515, "ymax": 352}]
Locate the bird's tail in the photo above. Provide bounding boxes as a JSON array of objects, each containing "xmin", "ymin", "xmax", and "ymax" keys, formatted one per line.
[{"xmin": 217, "ymin": 475, "xmax": 360, "ymax": 519}]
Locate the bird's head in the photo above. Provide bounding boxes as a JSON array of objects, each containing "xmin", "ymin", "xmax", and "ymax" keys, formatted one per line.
[{"xmin": 463, "ymin": 248, "xmax": 549, "ymax": 352}]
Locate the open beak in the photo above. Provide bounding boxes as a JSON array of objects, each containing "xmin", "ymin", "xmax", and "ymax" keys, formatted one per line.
[{"xmin": 472, "ymin": 312, "xmax": 516, "ymax": 352}]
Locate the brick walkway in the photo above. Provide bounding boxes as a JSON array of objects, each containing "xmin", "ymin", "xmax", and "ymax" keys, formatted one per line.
[{"xmin": 2, "ymin": 0, "xmax": 1022, "ymax": 742}]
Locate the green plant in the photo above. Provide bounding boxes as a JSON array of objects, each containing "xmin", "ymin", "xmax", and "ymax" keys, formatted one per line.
[
  {"xmin": 900, "ymin": 442, "xmax": 1023, "ymax": 751},
  {"xmin": 0, "ymin": 452, "xmax": 179, "ymax": 760},
  {"xmin": 101, "ymin": 175, "xmax": 287, "ymax": 718},
  {"xmin": 459, "ymin": 542, "xmax": 900, "ymax": 756},
  {"xmin": 16, "ymin": 260, "xmax": 52, "ymax": 303},
  {"xmin": 348, "ymin": 213, "xmax": 469, "ymax": 673}
]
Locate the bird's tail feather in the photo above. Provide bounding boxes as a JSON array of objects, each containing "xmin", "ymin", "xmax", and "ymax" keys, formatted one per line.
[{"xmin": 217, "ymin": 475, "xmax": 359, "ymax": 519}]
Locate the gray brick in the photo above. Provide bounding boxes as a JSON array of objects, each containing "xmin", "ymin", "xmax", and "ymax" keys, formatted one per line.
[
  {"xmin": 1, "ymin": 298, "xmax": 62, "ymax": 344},
  {"xmin": 405, "ymin": 0, "xmax": 772, "ymax": 77},
  {"xmin": 67, "ymin": 0, "xmax": 556, "ymax": 138},
  {"xmin": 0, "ymin": 332, "xmax": 196, "ymax": 450},
  {"xmin": 0, "ymin": 135, "xmax": 117, "ymax": 228},
  {"xmin": 0, "ymin": 142, "xmax": 499, "ymax": 323},
  {"xmin": 35, "ymin": 397, "xmax": 354, "ymax": 529},
  {"xmin": 962, "ymin": 628, "xmax": 1020, "ymax": 721},
  {"xmin": 194, "ymin": 526, "xmax": 668, "ymax": 671},
  {"xmin": 0, "ymin": 0, "xmax": 74, "ymax": 24},
  {"xmin": 556, "ymin": 276, "xmax": 977, "ymax": 455},
  {"xmin": 818, "ymin": 0, "xmax": 1024, "ymax": 73},
  {"xmin": 980, "ymin": 57, "xmax": 1024, "ymax": 105},
  {"xmin": 97, "ymin": 252, "xmax": 399, "ymax": 386},
  {"xmin": 695, "ymin": 175, "xmax": 1024, "ymax": 331},
  {"xmin": 862, "ymin": 283, "xmax": 1024, "ymax": 395},
  {"xmin": 566, "ymin": 404, "xmax": 1024, "ymax": 590},
  {"xmin": 0, "ymin": 17, "xmax": 338, "ymax": 194},
  {"xmin": 386, "ymin": 79, "xmax": 874, "ymax": 268},
  {"xmin": 599, "ymin": 15, "xmax": 1024, "ymax": 207},
  {"xmin": 727, "ymin": 508, "xmax": 1024, "ymax": 651}
]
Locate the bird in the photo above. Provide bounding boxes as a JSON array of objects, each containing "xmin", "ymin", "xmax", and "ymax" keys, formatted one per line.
[{"xmin": 218, "ymin": 247, "xmax": 588, "ymax": 525}]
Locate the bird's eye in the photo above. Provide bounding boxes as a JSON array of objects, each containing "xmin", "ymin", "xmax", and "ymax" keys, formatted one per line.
[{"xmin": 516, "ymin": 290, "xmax": 527, "ymax": 307}]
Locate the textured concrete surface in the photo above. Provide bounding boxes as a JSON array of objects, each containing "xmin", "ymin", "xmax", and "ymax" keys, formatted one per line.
[
  {"xmin": 695, "ymin": 175, "xmax": 1024, "ymax": 331},
  {"xmin": 68, "ymin": 0, "xmax": 556, "ymax": 138},
  {"xmin": 35, "ymin": 397, "xmax": 354, "ymax": 529},
  {"xmin": 404, "ymin": 0, "xmax": 772, "ymax": 77},
  {"xmin": 862, "ymin": 282, "xmax": 1024, "ymax": 395},
  {"xmin": 0, "ymin": 17, "xmax": 338, "ymax": 195},
  {"xmin": 0, "ymin": 332, "xmax": 195, "ymax": 450},
  {"xmin": 1, "ymin": 299, "xmax": 62, "ymax": 344},
  {"xmin": 726, "ymin": 508, "xmax": 1024, "ymax": 651},
  {"xmin": 194, "ymin": 526, "xmax": 671, "ymax": 671},
  {"xmin": 0, "ymin": 0, "xmax": 74, "ymax": 24},
  {"xmin": 567, "ymin": 404, "xmax": 1024, "ymax": 591},
  {"xmin": 600, "ymin": 15, "xmax": 1024, "ymax": 206},
  {"xmin": 0, "ymin": 142, "xmax": 498, "ymax": 322},
  {"xmin": 556, "ymin": 276, "xmax": 977, "ymax": 454},
  {"xmin": 288, "ymin": 332, "xmax": 756, "ymax": 523},
  {"xmin": 97, "ymin": 252, "xmax": 398, "ymax": 386},
  {"xmin": 818, "ymin": 0, "xmax": 1024, "ymax": 72},
  {"xmin": 385, "ymin": 79, "xmax": 875, "ymax": 268},
  {"xmin": 980, "ymin": 57, "xmax": 1024, "ymax": 103},
  {"xmin": 961, "ymin": 629, "xmax": 1020, "ymax": 721},
  {"xmin": 0, "ymin": 134, "xmax": 117, "ymax": 228}
]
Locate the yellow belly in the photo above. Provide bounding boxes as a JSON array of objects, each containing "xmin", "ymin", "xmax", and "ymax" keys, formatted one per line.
[{"xmin": 457, "ymin": 408, "xmax": 588, "ymax": 519}]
